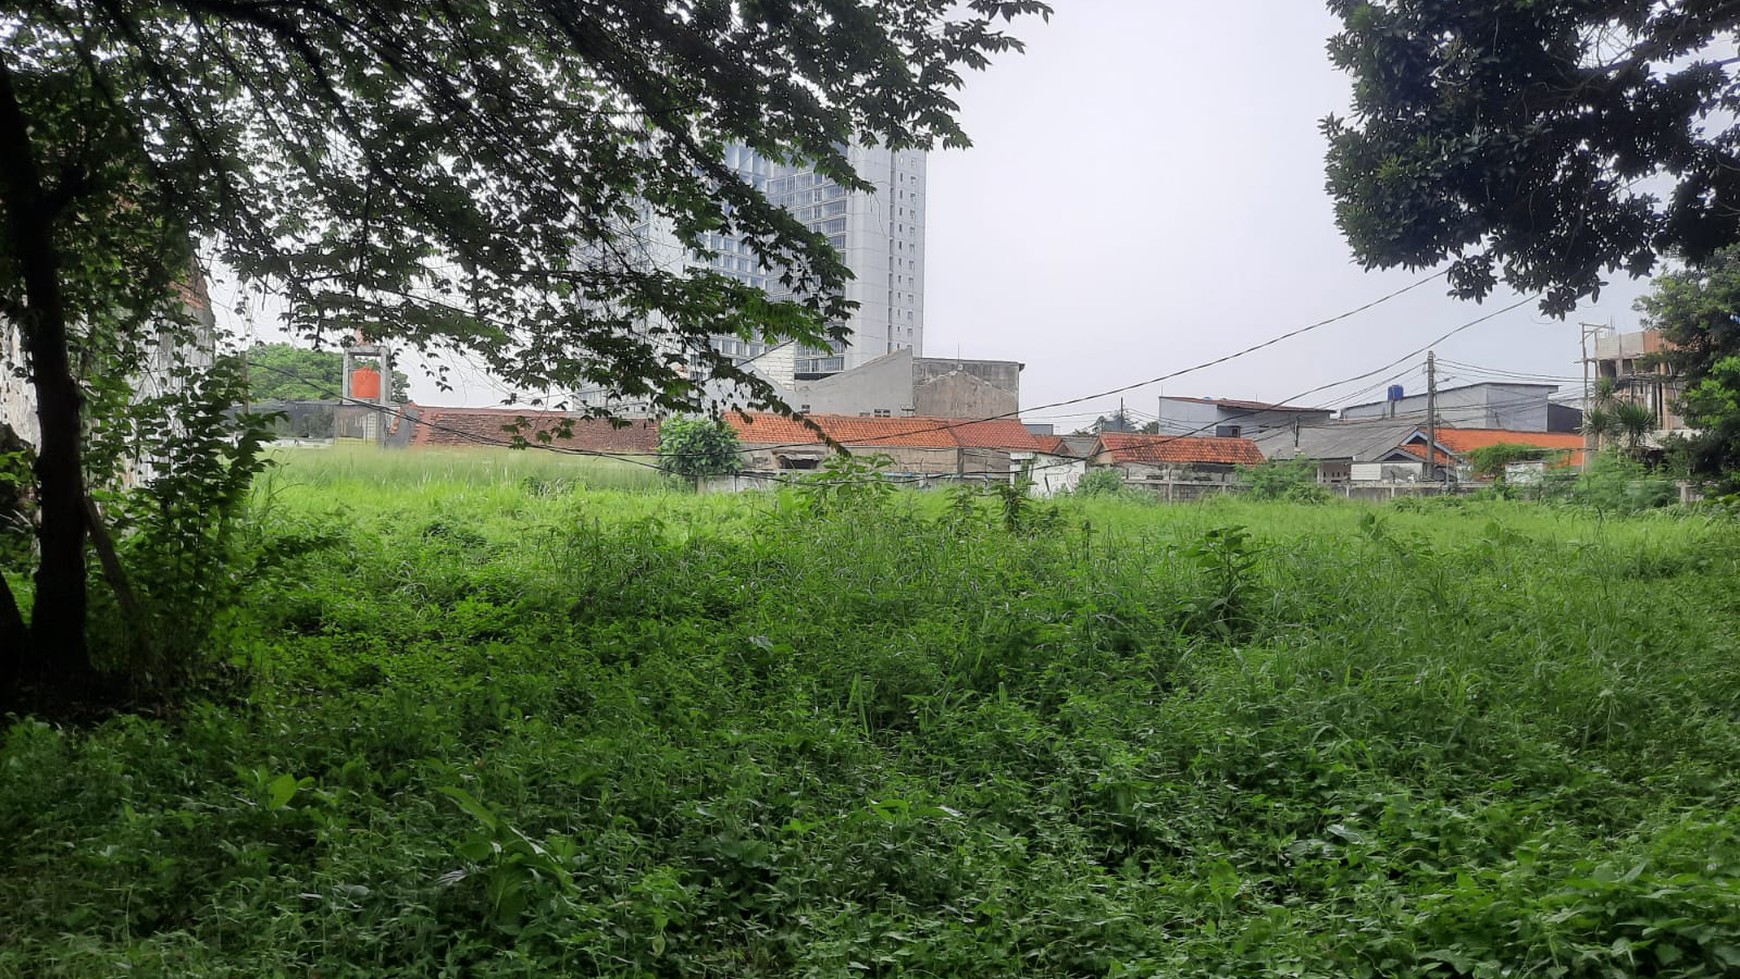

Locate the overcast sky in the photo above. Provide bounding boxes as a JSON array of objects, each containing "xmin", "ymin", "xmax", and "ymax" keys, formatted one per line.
[
  {"xmin": 924, "ymin": 1, "xmax": 1648, "ymax": 430},
  {"xmin": 217, "ymin": 2, "xmax": 1652, "ymax": 417}
]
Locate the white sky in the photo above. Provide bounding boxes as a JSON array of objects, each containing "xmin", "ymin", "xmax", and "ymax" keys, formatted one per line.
[
  {"xmin": 925, "ymin": 1, "xmax": 1646, "ymax": 430},
  {"xmin": 214, "ymin": 2, "xmax": 1652, "ymax": 419}
]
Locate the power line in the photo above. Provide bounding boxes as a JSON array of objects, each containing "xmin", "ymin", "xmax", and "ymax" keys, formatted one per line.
[
  {"xmin": 739, "ymin": 271, "xmax": 1451, "ymax": 452},
  {"xmin": 243, "ymin": 287, "xmax": 1538, "ymax": 485}
]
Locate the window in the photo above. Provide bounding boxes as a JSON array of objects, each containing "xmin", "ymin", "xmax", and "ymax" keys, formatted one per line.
[
  {"xmin": 1215, "ymin": 425, "xmax": 1242, "ymax": 438},
  {"xmin": 873, "ymin": 408, "xmax": 892, "ymax": 418}
]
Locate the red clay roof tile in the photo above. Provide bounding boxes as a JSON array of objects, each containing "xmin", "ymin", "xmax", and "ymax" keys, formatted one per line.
[
  {"xmin": 726, "ymin": 412, "xmax": 1041, "ymax": 451},
  {"xmin": 1095, "ymin": 432, "xmax": 1266, "ymax": 466},
  {"xmin": 410, "ymin": 406, "xmax": 660, "ymax": 454}
]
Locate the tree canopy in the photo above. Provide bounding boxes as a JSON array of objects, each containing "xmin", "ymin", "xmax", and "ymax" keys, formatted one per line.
[
  {"xmin": 1635, "ymin": 246, "xmax": 1740, "ymax": 487},
  {"xmin": 658, "ymin": 416, "xmax": 741, "ymax": 480},
  {"xmin": 0, "ymin": 0, "xmax": 1049, "ymax": 697},
  {"xmin": 1324, "ymin": 2, "xmax": 1740, "ymax": 315}
]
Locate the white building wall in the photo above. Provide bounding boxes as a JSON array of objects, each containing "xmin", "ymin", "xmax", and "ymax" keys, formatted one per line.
[{"xmin": 1, "ymin": 322, "xmax": 37, "ymax": 446}]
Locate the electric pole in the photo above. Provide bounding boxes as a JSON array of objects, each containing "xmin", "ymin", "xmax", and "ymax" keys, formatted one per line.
[
  {"xmin": 1578, "ymin": 321, "xmax": 1607, "ymax": 471},
  {"xmin": 1425, "ymin": 350, "xmax": 1438, "ymax": 486}
]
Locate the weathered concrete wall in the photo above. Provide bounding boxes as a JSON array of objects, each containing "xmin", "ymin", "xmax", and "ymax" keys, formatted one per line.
[
  {"xmin": 914, "ymin": 369, "xmax": 1016, "ymax": 419},
  {"xmin": 739, "ymin": 441, "xmax": 961, "ymax": 474},
  {"xmin": 791, "ymin": 349, "xmax": 913, "ymax": 415},
  {"xmin": 1342, "ymin": 383, "xmax": 1555, "ymax": 432},
  {"xmin": 912, "ymin": 356, "xmax": 1021, "ymax": 392},
  {"xmin": 1026, "ymin": 455, "xmax": 1084, "ymax": 497}
]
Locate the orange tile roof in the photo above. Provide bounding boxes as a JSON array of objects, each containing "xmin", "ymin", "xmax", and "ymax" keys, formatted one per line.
[
  {"xmin": 726, "ymin": 412, "xmax": 1041, "ymax": 452},
  {"xmin": 1033, "ymin": 434, "xmax": 1067, "ymax": 455},
  {"xmin": 410, "ymin": 406, "xmax": 660, "ymax": 454},
  {"xmin": 1399, "ymin": 429, "xmax": 1587, "ymax": 467},
  {"xmin": 1095, "ymin": 432, "xmax": 1266, "ymax": 466},
  {"xmin": 947, "ymin": 418, "xmax": 1043, "ymax": 451},
  {"xmin": 725, "ymin": 412, "xmax": 827, "ymax": 445}
]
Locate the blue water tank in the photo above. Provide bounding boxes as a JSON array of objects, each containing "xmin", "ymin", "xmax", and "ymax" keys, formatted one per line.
[{"xmin": 1387, "ymin": 385, "xmax": 1406, "ymax": 402}]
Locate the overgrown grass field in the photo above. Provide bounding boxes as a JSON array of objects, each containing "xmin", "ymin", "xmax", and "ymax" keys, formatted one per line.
[{"xmin": 4, "ymin": 452, "xmax": 1739, "ymax": 977}]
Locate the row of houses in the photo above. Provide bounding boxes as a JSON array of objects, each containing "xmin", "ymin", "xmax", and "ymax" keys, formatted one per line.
[{"xmin": 377, "ymin": 399, "xmax": 1591, "ymax": 497}]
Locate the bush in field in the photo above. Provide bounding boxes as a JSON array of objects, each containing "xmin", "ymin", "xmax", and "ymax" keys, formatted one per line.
[
  {"xmin": 1075, "ymin": 466, "xmax": 1127, "ymax": 497},
  {"xmin": 1572, "ymin": 450, "xmax": 1677, "ymax": 513},
  {"xmin": 1240, "ymin": 456, "xmax": 1329, "ymax": 503},
  {"xmin": 658, "ymin": 418, "xmax": 741, "ymax": 479}
]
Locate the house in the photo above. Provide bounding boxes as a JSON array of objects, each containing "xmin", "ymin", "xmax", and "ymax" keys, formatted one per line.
[
  {"xmin": 1155, "ymin": 396, "xmax": 1335, "ymax": 438},
  {"xmin": 1339, "ymin": 381, "xmax": 1582, "ymax": 433},
  {"xmin": 1251, "ymin": 418, "xmax": 1431, "ymax": 482},
  {"xmin": 404, "ymin": 405, "xmax": 661, "ymax": 456},
  {"xmin": 1025, "ymin": 434, "xmax": 1093, "ymax": 497},
  {"xmin": 727, "ymin": 346, "xmax": 1023, "ymax": 420},
  {"xmin": 1588, "ymin": 329, "xmax": 1688, "ymax": 433},
  {"xmin": 725, "ymin": 411, "xmax": 1042, "ymax": 478},
  {"xmin": 1388, "ymin": 428, "xmax": 1587, "ymax": 481},
  {"xmin": 1089, "ymin": 431, "xmax": 1265, "ymax": 482}
]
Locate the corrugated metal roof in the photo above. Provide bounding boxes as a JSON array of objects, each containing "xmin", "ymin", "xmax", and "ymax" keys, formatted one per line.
[
  {"xmin": 1250, "ymin": 419, "xmax": 1431, "ymax": 464},
  {"xmin": 1166, "ymin": 396, "xmax": 1332, "ymax": 413}
]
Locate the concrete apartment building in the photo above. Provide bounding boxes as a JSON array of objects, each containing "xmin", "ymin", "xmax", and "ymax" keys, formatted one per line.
[
  {"xmin": 1588, "ymin": 329, "xmax": 1688, "ymax": 432},
  {"xmin": 724, "ymin": 346, "xmax": 1020, "ymax": 420},
  {"xmin": 1339, "ymin": 381, "xmax": 1581, "ymax": 433},
  {"xmin": 1155, "ymin": 396, "xmax": 1335, "ymax": 438}
]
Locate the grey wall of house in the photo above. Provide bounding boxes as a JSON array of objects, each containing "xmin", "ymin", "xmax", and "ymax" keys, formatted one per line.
[
  {"xmin": 914, "ymin": 370, "xmax": 1017, "ymax": 419},
  {"xmin": 763, "ymin": 349, "xmax": 1022, "ymax": 419},
  {"xmin": 913, "ymin": 357, "xmax": 1020, "ymax": 392},
  {"xmin": 1341, "ymin": 384, "xmax": 1555, "ymax": 431},
  {"xmin": 741, "ymin": 442, "xmax": 963, "ymax": 474},
  {"xmin": 787, "ymin": 350, "xmax": 913, "ymax": 415},
  {"xmin": 1157, "ymin": 398, "xmax": 1332, "ymax": 436},
  {"xmin": 1154, "ymin": 399, "xmax": 1223, "ymax": 436}
]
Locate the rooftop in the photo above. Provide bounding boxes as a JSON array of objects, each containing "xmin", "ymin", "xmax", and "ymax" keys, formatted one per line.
[
  {"xmin": 1162, "ymin": 396, "xmax": 1332, "ymax": 413},
  {"xmin": 408, "ymin": 405, "xmax": 660, "ymax": 454},
  {"xmin": 726, "ymin": 412, "xmax": 1042, "ymax": 452},
  {"xmin": 1094, "ymin": 432, "xmax": 1266, "ymax": 466},
  {"xmin": 1397, "ymin": 428, "xmax": 1587, "ymax": 467}
]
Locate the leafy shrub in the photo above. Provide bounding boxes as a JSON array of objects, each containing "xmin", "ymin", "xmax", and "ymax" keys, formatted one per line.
[
  {"xmin": 1239, "ymin": 455, "xmax": 1329, "ymax": 503},
  {"xmin": 1572, "ymin": 450, "xmax": 1677, "ymax": 513},
  {"xmin": 795, "ymin": 452, "xmax": 895, "ymax": 517},
  {"xmin": 1075, "ymin": 466, "xmax": 1127, "ymax": 497},
  {"xmin": 658, "ymin": 417, "xmax": 741, "ymax": 478}
]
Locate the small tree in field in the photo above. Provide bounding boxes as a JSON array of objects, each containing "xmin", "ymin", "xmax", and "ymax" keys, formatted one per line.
[
  {"xmin": 1240, "ymin": 456, "xmax": 1329, "ymax": 503},
  {"xmin": 659, "ymin": 419, "xmax": 741, "ymax": 481}
]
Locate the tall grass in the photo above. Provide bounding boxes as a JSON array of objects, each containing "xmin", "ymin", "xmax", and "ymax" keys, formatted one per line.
[
  {"xmin": 268, "ymin": 444, "xmax": 670, "ymax": 494},
  {"xmin": 2, "ymin": 468, "xmax": 1737, "ymax": 977}
]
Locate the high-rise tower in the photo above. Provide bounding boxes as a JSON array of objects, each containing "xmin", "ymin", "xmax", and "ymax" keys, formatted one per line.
[{"xmin": 697, "ymin": 143, "xmax": 927, "ymax": 375}]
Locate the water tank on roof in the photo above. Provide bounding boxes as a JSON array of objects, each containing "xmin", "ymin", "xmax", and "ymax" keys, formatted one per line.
[
  {"xmin": 1387, "ymin": 385, "xmax": 1406, "ymax": 402},
  {"xmin": 351, "ymin": 366, "xmax": 381, "ymax": 400}
]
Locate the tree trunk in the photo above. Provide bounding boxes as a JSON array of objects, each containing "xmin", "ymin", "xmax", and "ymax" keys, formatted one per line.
[
  {"xmin": 0, "ymin": 571, "xmax": 24, "ymax": 694},
  {"xmin": 0, "ymin": 53, "xmax": 95, "ymax": 687}
]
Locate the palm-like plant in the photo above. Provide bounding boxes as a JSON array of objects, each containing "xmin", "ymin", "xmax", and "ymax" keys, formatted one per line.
[
  {"xmin": 1613, "ymin": 401, "xmax": 1658, "ymax": 458},
  {"xmin": 1583, "ymin": 406, "xmax": 1621, "ymax": 451}
]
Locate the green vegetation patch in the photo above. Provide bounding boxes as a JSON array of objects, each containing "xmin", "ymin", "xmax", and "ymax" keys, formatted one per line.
[{"xmin": 3, "ymin": 462, "xmax": 1738, "ymax": 977}]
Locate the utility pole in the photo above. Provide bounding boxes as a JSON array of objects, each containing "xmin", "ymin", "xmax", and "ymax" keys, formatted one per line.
[
  {"xmin": 1578, "ymin": 321, "xmax": 1607, "ymax": 471},
  {"xmin": 1425, "ymin": 350, "xmax": 1438, "ymax": 486}
]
